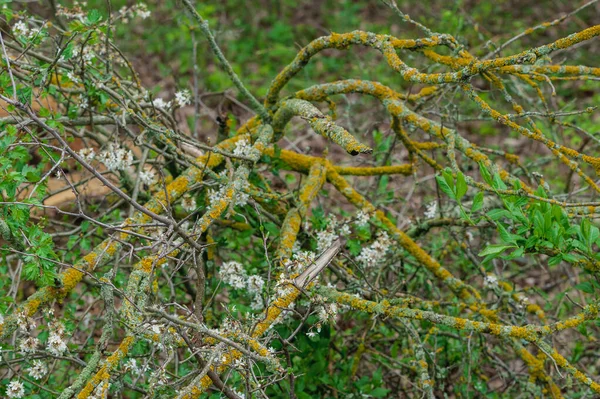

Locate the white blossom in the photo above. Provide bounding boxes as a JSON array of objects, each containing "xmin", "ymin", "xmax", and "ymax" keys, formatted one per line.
[
  {"xmin": 247, "ymin": 275, "xmax": 265, "ymax": 294},
  {"xmin": 79, "ymin": 148, "xmax": 96, "ymax": 162},
  {"xmin": 220, "ymin": 261, "xmax": 247, "ymax": 289},
  {"xmin": 46, "ymin": 322, "xmax": 68, "ymax": 356},
  {"xmin": 317, "ymin": 303, "xmax": 338, "ymax": 323},
  {"xmin": 306, "ymin": 331, "xmax": 317, "ymax": 338},
  {"xmin": 424, "ymin": 201, "xmax": 437, "ymax": 219},
  {"xmin": 316, "ymin": 229, "xmax": 338, "ymax": 252},
  {"xmin": 139, "ymin": 169, "xmax": 156, "ymax": 185},
  {"xmin": 339, "ymin": 223, "xmax": 351, "ymax": 236},
  {"xmin": 98, "ymin": 144, "xmax": 134, "ymax": 171},
  {"xmin": 356, "ymin": 231, "xmax": 391, "ymax": 268},
  {"xmin": 483, "ymin": 274, "xmax": 498, "ymax": 288},
  {"xmin": 28, "ymin": 360, "xmax": 47, "ymax": 380},
  {"xmin": 233, "ymin": 138, "xmax": 254, "ymax": 158},
  {"xmin": 16, "ymin": 312, "xmax": 35, "ymax": 333},
  {"xmin": 355, "ymin": 210, "xmax": 370, "ymax": 227},
  {"xmin": 19, "ymin": 337, "xmax": 39, "ymax": 354},
  {"xmin": 67, "ymin": 71, "xmax": 79, "ymax": 83},
  {"xmin": 152, "ymin": 97, "xmax": 171, "ymax": 109},
  {"xmin": 6, "ymin": 380, "xmax": 25, "ymax": 398},
  {"xmin": 175, "ymin": 90, "xmax": 191, "ymax": 107},
  {"xmin": 13, "ymin": 21, "xmax": 29, "ymax": 36},
  {"xmin": 181, "ymin": 194, "xmax": 197, "ymax": 212}
]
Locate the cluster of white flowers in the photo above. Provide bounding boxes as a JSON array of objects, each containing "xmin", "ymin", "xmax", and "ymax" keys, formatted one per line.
[
  {"xmin": 119, "ymin": 3, "xmax": 151, "ymax": 22},
  {"xmin": 16, "ymin": 312, "xmax": 36, "ymax": 334},
  {"xmin": 12, "ymin": 21, "xmax": 29, "ymax": 36},
  {"xmin": 220, "ymin": 261, "xmax": 266, "ymax": 309},
  {"xmin": 12, "ymin": 20, "xmax": 44, "ymax": 40},
  {"xmin": 317, "ymin": 303, "xmax": 339, "ymax": 324},
  {"xmin": 220, "ymin": 261, "xmax": 247, "ymax": 289},
  {"xmin": 28, "ymin": 360, "xmax": 48, "ymax": 380},
  {"xmin": 247, "ymin": 275, "xmax": 265, "ymax": 294},
  {"xmin": 98, "ymin": 144, "xmax": 134, "ymax": 171},
  {"xmin": 19, "ymin": 337, "xmax": 39, "ymax": 354},
  {"xmin": 78, "ymin": 94, "xmax": 89, "ymax": 110},
  {"xmin": 355, "ymin": 209, "xmax": 371, "ymax": 227},
  {"xmin": 46, "ymin": 321, "xmax": 68, "ymax": 356},
  {"xmin": 152, "ymin": 97, "xmax": 171, "ymax": 109},
  {"xmin": 6, "ymin": 380, "xmax": 25, "ymax": 398},
  {"xmin": 72, "ymin": 45, "xmax": 95, "ymax": 62},
  {"xmin": 139, "ymin": 169, "xmax": 156, "ymax": 185},
  {"xmin": 483, "ymin": 274, "xmax": 498, "ymax": 288},
  {"xmin": 356, "ymin": 231, "xmax": 392, "ymax": 268},
  {"xmin": 125, "ymin": 358, "xmax": 146, "ymax": 376},
  {"xmin": 56, "ymin": 2, "xmax": 86, "ymax": 20},
  {"xmin": 66, "ymin": 71, "xmax": 79, "ymax": 83},
  {"xmin": 208, "ymin": 178, "xmax": 250, "ymax": 209},
  {"xmin": 175, "ymin": 90, "xmax": 191, "ymax": 107},
  {"xmin": 181, "ymin": 194, "xmax": 197, "ymax": 212},
  {"xmin": 79, "ymin": 148, "xmax": 96, "ymax": 162},
  {"xmin": 233, "ymin": 138, "xmax": 254, "ymax": 158},
  {"xmin": 316, "ymin": 228, "xmax": 338, "ymax": 252},
  {"xmin": 424, "ymin": 201, "xmax": 438, "ymax": 219}
]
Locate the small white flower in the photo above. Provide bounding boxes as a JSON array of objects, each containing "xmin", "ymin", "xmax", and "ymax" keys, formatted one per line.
[
  {"xmin": 152, "ymin": 97, "xmax": 171, "ymax": 109},
  {"xmin": 125, "ymin": 358, "xmax": 141, "ymax": 376},
  {"xmin": 133, "ymin": 3, "xmax": 151, "ymax": 19},
  {"xmin": 28, "ymin": 360, "xmax": 47, "ymax": 380},
  {"xmin": 306, "ymin": 331, "xmax": 317, "ymax": 338},
  {"xmin": 13, "ymin": 21, "xmax": 29, "ymax": 36},
  {"xmin": 316, "ymin": 229, "xmax": 338, "ymax": 252},
  {"xmin": 19, "ymin": 337, "xmax": 39, "ymax": 354},
  {"xmin": 233, "ymin": 138, "xmax": 253, "ymax": 158},
  {"xmin": 339, "ymin": 223, "xmax": 351, "ymax": 236},
  {"xmin": 356, "ymin": 231, "xmax": 391, "ymax": 268},
  {"xmin": 247, "ymin": 275, "xmax": 264, "ymax": 294},
  {"xmin": 175, "ymin": 90, "xmax": 191, "ymax": 107},
  {"xmin": 67, "ymin": 71, "xmax": 79, "ymax": 83},
  {"xmin": 220, "ymin": 261, "xmax": 247, "ymax": 289},
  {"xmin": 355, "ymin": 210, "xmax": 370, "ymax": 227},
  {"xmin": 6, "ymin": 380, "xmax": 25, "ymax": 398},
  {"xmin": 483, "ymin": 274, "xmax": 498, "ymax": 288},
  {"xmin": 181, "ymin": 195, "xmax": 196, "ymax": 212},
  {"xmin": 98, "ymin": 144, "xmax": 134, "ymax": 171},
  {"xmin": 46, "ymin": 322, "xmax": 68, "ymax": 356},
  {"xmin": 139, "ymin": 169, "xmax": 156, "ymax": 185},
  {"xmin": 424, "ymin": 201, "xmax": 437, "ymax": 219},
  {"xmin": 79, "ymin": 148, "xmax": 95, "ymax": 162},
  {"xmin": 78, "ymin": 94, "xmax": 89, "ymax": 109}
]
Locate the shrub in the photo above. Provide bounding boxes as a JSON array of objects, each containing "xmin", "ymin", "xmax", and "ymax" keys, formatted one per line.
[{"xmin": 1, "ymin": 1, "xmax": 600, "ymax": 398}]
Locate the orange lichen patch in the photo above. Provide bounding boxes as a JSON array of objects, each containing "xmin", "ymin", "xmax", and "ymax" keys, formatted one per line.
[
  {"xmin": 278, "ymin": 209, "xmax": 301, "ymax": 260},
  {"xmin": 253, "ymin": 286, "xmax": 301, "ymax": 338},
  {"xmin": 77, "ymin": 336, "xmax": 135, "ymax": 399}
]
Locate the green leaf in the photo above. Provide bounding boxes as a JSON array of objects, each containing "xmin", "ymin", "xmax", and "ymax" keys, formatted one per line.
[
  {"xmin": 436, "ymin": 174, "xmax": 455, "ymax": 200},
  {"xmin": 478, "ymin": 162, "xmax": 493, "ymax": 186},
  {"xmin": 87, "ymin": 9, "xmax": 102, "ymax": 24},
  {"xmin": 17, "ymin": 86, "xmax": 32, "ymax": 105},
  {"xmin": 575, "ymin": 281, "xmax": 594, "ymax": 294},
  {"xmin": 471, "ymin": 192, "xmax": 484, "ymax": 213},
  {"xmin": 456, "ymin": 171, "xmax": 467, "ymax": 200},
  {"xmin": 370, "ymin": 387, "xmax": 391, "ymax": 398},
  {"xmin": 478, "ymin": 244, "xmax": 514, "ymax": 257}
]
